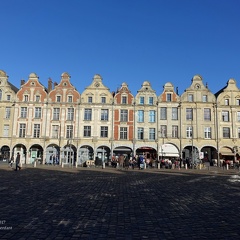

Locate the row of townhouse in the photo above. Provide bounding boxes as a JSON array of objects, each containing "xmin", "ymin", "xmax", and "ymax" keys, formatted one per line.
[{"xmin": 0, "ymin": 70, "xmax": 239, "ymax": 166}]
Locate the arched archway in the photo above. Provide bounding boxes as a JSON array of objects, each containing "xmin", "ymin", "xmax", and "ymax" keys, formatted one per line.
[
  {"xmin": 12, "ymin": 144, "xmax": 27, "ymax": 164},
  {"xmin": 201, "ymin": 146, "xmax": 217, "ymax": 166},
  {"xmin": 29, "ymin": 144, "xmax": 43, "ymax": 164},
  {"xmin": 0, "ymin": 145, "xmax": 10, "ymax": 162},
  {"xmin": 136, "ymin": 146, "xmax": 157, "ymax": 160},
  {"xmin": 46, "ymin": 144, "xmax": 60, "ymax": 164},
  {"xmin": 78, "ymin": 145, "xmax": 94, "ymax": 166},
  {"xmin": 182, "ymin": 145, "xmax": 199, "ymax": 166},
  {"xmin": 96, "ymin": 146, "xmax": 111, "ymax": 166},
  {"xmin": 159, "ymin": 143, "xmax": 179, "ymax": 160},
  {"xmin": 62, "ymin": 144, "xmax": 77, "ymax": 165}
]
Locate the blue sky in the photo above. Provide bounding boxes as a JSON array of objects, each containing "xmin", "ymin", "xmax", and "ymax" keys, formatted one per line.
[{"xmin": 1, "ymin": 0, "xmax": 240, "ymax": 95}]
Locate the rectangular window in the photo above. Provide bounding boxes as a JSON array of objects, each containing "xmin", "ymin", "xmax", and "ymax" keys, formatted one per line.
[
  {"xmin": 138, "ymin": 127, "xmax": 144, "ymax": 140},
  {"xmin": 67, "ymin": 108, "xmax": 74, "ymax": 121},
  {"xmin": 68, "ymin": 96, "xmax": 73, "ymax": 103},
  {"xmin": 120, "ymin": 127, "xmax": 127, "ymax": 139},
  {"xmin": 66, "ymin": 125, "xmax": 73, "ymax": 138},
  {"xmin": 172, "ymin": 125, "xmax": 178, "ymax": 138},
  {"xmin": 204, "ymin": 108, "xmax": 211, "ymax": 121},
  {"xmin": 166, "ymin": 93, "xmax": 172, "ymax": 102},
  {"xmin": 33, "ymin": 124, "xmax": 40, "ymax": 138},
  {"xmin": 202, "ymin": 95, "xmax": 208, "ymax": 102},
  {"xmin": 88, "ymin": 96, "xmax": 92, "ymax": 103},
  {"xmin": 149, "ymin": 128, "xmax": 155, "ymax": 140},
  {"xmin": 5, "ymin": 107, "xmax": 11, "ymax": 119},
  {"xmin": 188, "ymin": 94, "xmax": 193, "ymax": 102},
  {"xmin": 149, "ymin": 97, "xmax": 153, "ymax": 105},
  {"xmin": 84, "ymin": 126, "xmax": 91, "ymax": 137},
  {"xmin": 3, "ymin": 125, "xmax": 9, "ymax": 137},
  {"xmin": 52, "ymin": 125, "xmax": 59, "ymax": 138},
  {"xmin": 225, "ymin": 99, "xmax": 229, "ymax": 105},
  {"xmin": 56, "ymin": 96, "xmax": 61, "ymax": 102},
  {"xmin": 204, "ymin": 127, "xmax": 211, "ymax": 139},
  {"xmin": 101, "ymin": 109, "xmax": 109, "ymax": 121},
  {"xmin": 35, "ymin": 107, "xmax": 42, "ymax": 119},
  {"xmin": 186, "ymin": 126, "xmax": 193, "ymax": 138},
  {"xmin": 36, "ymin": 95, "xmax": 40, "ymax": 102},
  {"xmin": 222, "ymin": 111, "xmax": 229, "ymax": 122},
  {"xmin": 19, "ymin": 123, "xmax": 26, "ymax": 138},
  {"xmin": 223, "ymin": 127, "xmax": 230, "ymax": 138},
  {"xmin": 120, "ymin": 110, "xmax": 128, "ymax": 122},
  {"xmin": 237, "ymin": 112, "xmax": 240, "ymax": 122},
  {"xmin": 149, "ymin": 110, "xmax": 155, "ymax": 123},
  {"xmin": 139, "ymin": 96, "xmax": 144, "ymax": 104},
  {"xmin": 101, "ymin": 97, "xmax": 106, "ymax": 104},
  {"xmin": 53, "ymin": 108, "xmax": 60, "ymax": 120},
  {"xmin": 160, "ymin": 125, "xmax": 167, "ymax": 138},
  {"xmin": 122, "ymin": 96, "xmax": 127, "ymax": 104},
  {"xmin": 238, "ymin": 127, "xmax": 240, "ymax": 138},
  {"xmin": 236, "ymin": 99, "xmax": 240, "ymax": 106},
  {"xmin": 84, "ymin": 109, "xmax": 92, "ymax": 121},
  {"xmin": 137, "ymin": 110, "xmax": 144, "ymax": 122},
  {"xmin": 160, "ymin": 107, "xmax": 167, "ymax": 120},
  {"xmin": 186, "ymin": 108, "xmax": 193, "ymax": 120},
  {"xmin": 24, "ymin": 95, "xmax": 29, "ymax": 102},
  {"xmin": 172, "ymin": 107, "xmax": 178, "ymax": 120},
  {"xmin": 100, "ymin": 126, "xmax": 108, "ymax": 138},
  {"xmin": 7, "ymin": 95, "xmax": 11, "ymax": 101},
  {"xmin": 21, "ymin": 107, "xmax": 27, "ymax": 118}
]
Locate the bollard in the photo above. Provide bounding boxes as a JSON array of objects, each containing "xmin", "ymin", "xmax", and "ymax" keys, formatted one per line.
[
  {"xmin": 102, "ymin": 162, "xmax": 105, "ymax": 169},
  {"xmin": 34, "ymin": 160, "xmax": 36, "ymax": 168},
  {"xmin": 158, "ymin": 163, "xmax": 160, "ymax": 169},
  {"xmin": 226, "ymin": 164, "xmax": 229, "ymax": 170},
  {"xmin": 199, "ymin": 164, "xmax": 202, "ymax": 170},
  {"xmin": 61, "ymin": 162, "xmax": 64, "ymax": 168},
  {"xmin": 75, "ymin": 161, "xmax": 77, "ymax": 168},
  {"xmin": 185, "ymin": 164, "xmax": 187, "ymax": 170}
]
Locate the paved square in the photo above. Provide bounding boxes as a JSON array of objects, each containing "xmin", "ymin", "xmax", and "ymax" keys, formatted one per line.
[{"xmin": 0, "ymin": 165, "xmax": 240, "ymax": 239}]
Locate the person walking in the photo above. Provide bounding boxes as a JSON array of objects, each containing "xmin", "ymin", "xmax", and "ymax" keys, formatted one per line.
[{"xmin": 15, "ymin": 152, "xmax": 21, "ymax": 171}]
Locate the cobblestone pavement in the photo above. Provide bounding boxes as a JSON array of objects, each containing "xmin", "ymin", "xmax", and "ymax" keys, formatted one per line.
[{"xmin": 0, "ymin": 163, "xmax": 240, "ymax": 240}]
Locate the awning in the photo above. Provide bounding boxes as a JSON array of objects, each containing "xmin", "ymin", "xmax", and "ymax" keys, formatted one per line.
[{"xmin": 220, "ymin": 152, "xmax": 235, "ymax": 156}]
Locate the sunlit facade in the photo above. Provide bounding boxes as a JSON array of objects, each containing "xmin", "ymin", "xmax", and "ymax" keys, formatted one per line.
[{"xmin": 0, "ymin": 69, "xmax": 240, "ymax": 166}]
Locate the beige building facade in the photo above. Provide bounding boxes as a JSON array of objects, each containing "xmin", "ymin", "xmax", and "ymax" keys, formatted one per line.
[{"xmin": 0, "ymin": 70, "xmax": 240, "ymax": 167}]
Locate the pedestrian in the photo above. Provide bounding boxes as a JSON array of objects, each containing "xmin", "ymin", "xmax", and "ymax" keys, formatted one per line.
[
  {"xmin": 15, "ymin": 152, "xmax": 21, "ymax": 171},
  {"xmin": 9, "ymin": 156, "xmax": 14, "ymax": 168}
]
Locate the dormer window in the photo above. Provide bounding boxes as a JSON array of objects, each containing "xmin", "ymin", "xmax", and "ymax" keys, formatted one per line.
[
  {"xmin": 166, "ymin": 94, "xmax": 172, "ymax": 102},
  {"xmin": 101, "ymin": 97, "xmax": 106, "ymax": 104},
  {"xmin": 6, "ymin": 95, "xmax": 11, "ymax": 101},
  {"xmin": 36, "ymin": 95, "xmax": 40, "ymax": 102},
  {"xmin": 225, "ymin": 99, "xmax": 229, "ymax": 105},
  {"xmin": 149, "ymin": 97, "xmax": 153, "ymax": 105},
  {"xmin": 56, "ymin": 96, "xmax": 61, "ymax": 102},
  {"xmin": 68, "ymin": 96, "xmax": 73, "ymax": 103},
  {"xmin": 24, "ymin": 95, "xmax": 29, "ymax": 102},
  {"xmin": 202, "ymin": 95, "xmax": 207, "ymax": 102},
  {"xmin": 122, "ymin": 96, "xmax": 127, "ymax": 104},
  {"xmin": 188, "ymin": 94, "xmax": 193, "ymax": 102},
  {"xmin": 88, "ymin": 96, "xmax": 92, "ymax": 103},
  {"xmin": 139, "ymin": 96, "xmax": 144, "ymax": 104}
]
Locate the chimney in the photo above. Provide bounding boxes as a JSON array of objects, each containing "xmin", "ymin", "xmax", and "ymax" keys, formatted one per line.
[
  {"xmin": 48, "ymin": 78, "xmax": 52, "ymax": 92},
  {"xmin": 21, "ymin": 79, "xmax": 25, "ymax": 86},
  {"xmin": 176, "ymin": 87, "xmax": 179, "ymax": 95},
  {"xmin": 54, "ymin": 82, "xmax": 58, "ymax": 88}
]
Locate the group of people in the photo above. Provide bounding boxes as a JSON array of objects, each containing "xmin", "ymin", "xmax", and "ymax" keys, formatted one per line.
[{"xmin": 111, "ymin": 154, "xmax": 157, "ymax": 170}]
